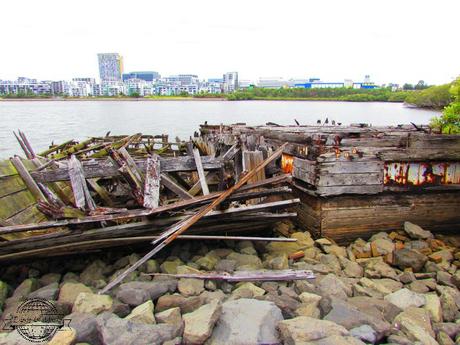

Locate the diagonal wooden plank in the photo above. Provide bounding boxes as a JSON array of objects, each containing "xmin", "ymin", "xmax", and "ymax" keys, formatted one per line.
[
  {"xmin": 10, "ymin": 157, "xmax": 46, "ymax": 202},
  {"xmin": 160, "ymin": 173, "xmax": 193, "ymax": 200},
  {"xmin": 193, "ymin": 148, "xmax": 209, "ymax": 195},
  {"xmin": 143, "ymin": 155, "xmax": 161, "ymax": 208}
]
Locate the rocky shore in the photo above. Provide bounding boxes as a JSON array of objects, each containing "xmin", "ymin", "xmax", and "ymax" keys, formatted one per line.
[{"xmin": 0, "ymin": 221, "xmax": 460, "ymax": 345}]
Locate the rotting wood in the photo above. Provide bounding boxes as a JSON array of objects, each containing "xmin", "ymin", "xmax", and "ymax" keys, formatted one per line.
[
  {"xmin": 161, "ymin": 173, "xmax": 194, "ymax": 200},
  {"xmin": 68, "ymin": 155, "xmax": 96, "ymax": 210},
  {"xmin": 143, "ymin": 154, "xmax": 161, "ymax": 208},
  {"xmin": 10, "ymin": 157, "xmax": 47, "ymax": 202},
  {"xmin": 144, "ymin": 269, "xmax": 315, "ymax": 282},
  {"xmin": 99, "ymin": 142, "xmax": 288, "ymax": 294},
  {"xmin": 193, "ymin": 148, "xmax": 210, "ymax": 195}
]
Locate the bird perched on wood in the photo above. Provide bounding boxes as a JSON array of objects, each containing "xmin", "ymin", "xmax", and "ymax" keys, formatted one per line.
[
  {"xmin": 332, "ymin": 120, "xmax": 336, "ymax": 125},
  {"xmin": 294, "ymin": 119, "xmax": 300, "ymax": 126},
  {"xmin": 325, "ymin": 117, "xmax": 329, "ymax": 125},
  {"xmin": 317, "ymin": 119, "xmax": 321, "ymax": 125}
]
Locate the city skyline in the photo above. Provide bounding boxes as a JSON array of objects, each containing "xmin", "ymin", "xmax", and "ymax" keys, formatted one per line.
[{"xmin": 1, "ymin": 0, "xmax": 458, "ymax": 86}]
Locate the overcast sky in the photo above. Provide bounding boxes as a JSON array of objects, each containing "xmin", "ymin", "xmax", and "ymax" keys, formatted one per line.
[{"xmin": 1, "ymin": 0, "xmax": 458, "ymax": 85}]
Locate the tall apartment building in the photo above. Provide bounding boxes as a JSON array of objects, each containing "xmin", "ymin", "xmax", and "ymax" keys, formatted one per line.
[
  {"xmin": 97, "ymin": 53, "xmax": 124, "ymax": 81},
  {"xmin": 223, "ymin": 72, "xmax": 238, "ymax": 92}
]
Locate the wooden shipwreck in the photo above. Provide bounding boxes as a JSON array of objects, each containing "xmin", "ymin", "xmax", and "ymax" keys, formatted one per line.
[{"xmin": 196, "ymin": 123, "xmax": 460, "ymax": 242}]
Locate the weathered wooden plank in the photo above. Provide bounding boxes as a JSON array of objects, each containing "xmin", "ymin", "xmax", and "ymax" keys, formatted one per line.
[
  {"xmin": 317, "ymin": 172, "xmax": 383, "ymax": 187},
  {"xmin": 68, "ymin": 155, "xmax": 96, "ymax": 210},
  {"xmin": 319, "ymin": 160, "xmax": 383, "ymax": 174},
  {"xmin": 378, "ymin": 149, "xmax": 460, "ymax": 161},
  {"xmin": 293, "ymin": 168, "xmax": 316, "ymax": 185},
  {"xmin": 31, "ymin": 156, "xmax": 223, "ymax": 183},
  {"xmin": 293, "ymin": 158, "xmax": 316, "ymax": 174},
  {"xmin": 409, "ymin": 134, "xmax": 460, "ymax": 150},
  {"xmin": 193, "ymin": 148, "xmax": 210, "ymax": 195},
  {"xmin": 118, "ymin": 147, "xmax": 145, "ymax": 185},
  {"xmin": 316, "ymin": 184, "xmax": 383, "ymax": 196},
  {"xmin": 0, "ymin": 191, "xmax": 36, "ymax": 220},
  {"xmin": 160, "ymin": 173, "xmax": 193, "ymax": 200},
  {"xmin": 340, "ymin": 136, "xmax": 406, "ymax": 147},
  {"xmin": 87, "ymin": 179, "xmax": 114, "ymax": 207},
  {"xmin": 10, "ymin": 157, "xmax": 46, "ymax": 202},
  {"xmin": 143, "ymin": 155, "xmax": 161, "ymax": 208},
  {"xmin": 0, "ymin": 175, "xmax": 27, "ymax": 198}
]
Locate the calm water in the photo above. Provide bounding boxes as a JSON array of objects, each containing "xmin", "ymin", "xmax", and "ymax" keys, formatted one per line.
[{"xmin": 0, "ymin": 100, "xmax": 440, "ymax": 158}]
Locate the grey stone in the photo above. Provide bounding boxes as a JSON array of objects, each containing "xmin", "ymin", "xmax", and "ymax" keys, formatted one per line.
[
  {"xmin": 384, "ymin": 288, "xmax": 426, "ymax": 309},
  {"xmin": 394, "ymin": 248, "xmax": 428, "ymax": 272},
  {"xmin": 65, "ymin": 312, "xmax": 100, "ymax": 345},
  {"xmin": 350, "ymin": 324, "xmax": 378, "ymax": 344},
  {"xmin": 317, "ymin": 274, "xmax": 352, "ymax": 300},
  {"xmin": 214, "ymin": 259, "xmax": 236, "ymax": 273},
  {"xmin": 404, "ymin": 221, "xmax": 433, "ymax": 240},
  {"xmin": 156, "ymin": 294, "xmax": 204, "ymax": 314},
  {"xmin": 29, "ymin": 282, "xmax": 59, "ymax": 300},
  {"xmin": 183, "ymin": 300, "xmax": 221, "ymax": 344},
  {"xmin": 207, "ymin": 299, "xmax": 283, "ymax": 345},
  {"xmin": 116, "ymin": 280, "xmax": 177, "ymax": 306}
]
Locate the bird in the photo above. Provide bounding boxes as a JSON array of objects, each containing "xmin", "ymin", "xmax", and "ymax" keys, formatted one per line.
[
  {"xmin": 316, "ymin": 119, "xmax": 321, "ymax": 125},
  {"xmin": 325, "ymin": 117, "xmax": 329, "ymax": 125},
  {"xmin": 337, "ymin": 122, "xmax": 342, "ymax": 126},
  {"xmin": 332, "ymin": 120, "xmax": 336, "ymax": 125},
  {"xmin": 294, "ymin": 119, "xmax": 300, "ymax": 126}
]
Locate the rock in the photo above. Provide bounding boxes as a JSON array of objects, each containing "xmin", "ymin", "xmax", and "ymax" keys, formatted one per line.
[
  {"xmin": 116, "ymin": 280, "xmax": 177, "ymax": 306},
  {"xmin": 359, "ymin": 277, "xmax": 393, "ymax": 295},
  {"xmin": 343, "ymin": 260, "xmax": 364, "ymax": 278},
  {"xmin": 39, "ymin": 273, "xmax": 61, "ymax": 286},
  {"xmin": 155, "ymin": 307, "xmax": 182, "ymax": 325},
  {"xmin": 348, "ymin": 296, "xmax": 401, "ymax": 324},
  {"xmin": 404, "ymin": 221, "xmax": 433, "ymax": 240},
  {"xmin": 437, "ymin": 271, "xmax": 454, "ymax": 287},
  {"xmin": 349, "ymin": 324, "xmax": 378, "ymax": 344},
  {"xmin": 62, "ymin": 272, "xmax": 80, "ymax": 282},
  {"xmin": 58, "ymin": 282, "xmax": 92, "ymax": 307},
  {"xmin": 96, "ymin": 312, "xmax": 181, "ymax": 345},
  {"xmin": 232, "ymin": 282, "xmax": 265, "ymax": 299},
  {"xmin": 215, "ymin": 259, "xmax": 236, "ymax": 273},
  {"xmin": 0, "ymin": 281, "xmax": 7, "ymax": 311},
  {"xmin": 125, "ymin": 300, "xmax": 156, "ymax": 324},
  {"xmin": 139, "ymin": 259, "xmax": 160, "ymax": 274},
  {"xmin": 364, "ymin": 260, "xmax": 398, "ymax": 280},
  {"xmin": 12, "ymin": 278, "xmax": 38, "ymax": 300},
  {"xmin": 295, "ymin": 292, "xmax": 322, "ymax": 318},
  {"xmin": 266, "ymin": 254, "xmax": 289, "ymax": 270},
  {"xmin": 178, "ymin": 278, "xmax": 204, "ymax": 297},
  {"xmin": 160, "ymin": 259, "xmax": 183, "ymax": 274},
  {"xmin": 226, "ymin": 253, "xmax": 262, "ymax": 269},
  {"xmin": 324, "ymin": 245, "xmax": 347, "ymax": 257},
  {"xmin": 298, "ymin": 292, "xmax": 322, "ymax": 305},
  {"xmin": 262, "ymin": 290, "xmax": 301, "ymax": 318},
  {"xmin": 64, "ymin": 312, "xmax": 100, "ymax": 345},
  {"xmin": 278, "ymin": 316, "xmax": 349, "ymax": 343},
  {"xmin": 451, "ymin": 270, "xmax": 460, "ymax": 289},
  {"xmin": 399, "ymin": 271, "xmax": 416, "ymax": 284},
  {"xmin": 204, "ymin": 280, "xmax": 217, "ymax": 291},
  {"xmin": 394, "ymin": 248, "xmax": 428, "ymax": 272},
  {"xmin": 309, "ymin": 335, "xmax": 366, "ymax": 345},
  {"xmin": 72, "ymin": 292, "xmax": 113, "ymax": 314},
  {"xmin": 183, "ymin": 300, "xmax": 221, "ymax": 344},
  {"xmin": 80, "ymin": 260, "xmax": 107, "ymax": 286},
  {"xmin": 156, "ymin": 294, "xmax": 204, "ymax": 314},
  {"xmin": 394, "ymin": 307, "xmax": 435, "ymax": 338},
  {"xmin": 195, "ymin": 255, "xmax": 219, "ymax": 271},
  {"xmin": 433, "ymin": 323, "xmax": 460, "ymax": 339},
  {"xmin": 384, "ymin": 288, "xmax": 426, "ymax": 309},
  {"xmin": 200, "ymin": 290, "xmax": 226, "ymax": 304},
  {"xmin": 409, "ymin": 280, "xmax": 432, "ymax": 294},
  {"xmin": 425, "ymin": 293, "xmax": 443, "ymax": 323},
  {"xmin": 207, "ymin": 299, "xmax": 283, "ymax": 345},
  {"xmin": 371, "ymin": 238, "xmax": 395, "ymax": 255},
  {"xmin": 396, "ymin": 311, "xmax": 438, "ymax": 345},
  {"xmin": 317, "ymin": 274, "xmax": 352, "ymax": 300},
  {"xmin": 109, "ymin": 300, "xmax": 131, "ymax": 317},
  {"xmin": 0, "ymin": 330, "xmax": 31, "ymax": 345},
  {"xmin": 29, "ymin": 282, "xmax": 59, "ymax": 300},
  {"xmin": 324, "ymin": 297, "xmax": 390, "ymax": 341},
  {"xmin": 48, "ymin": 327, "xmax": 77, "ymax": 345},
  {"xmin": 319, "ymin": 254, "xmax": 341, "ymax": 273},
  {"xmin": 266, "ymin": 232, "xmax": 314, "ymax": 256},
  {"xmin": 387, "ymin": 333, "xmax": 416, "ymax": 345},
  {"xmin": 437, "ymin": 331, "xmax": 455, "ymax": 345},
  {"xmin": 439, "ymin": 288, "xmax": 460, "ymax": 322}
]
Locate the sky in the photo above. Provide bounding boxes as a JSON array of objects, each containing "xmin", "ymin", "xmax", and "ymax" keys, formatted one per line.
[{"xmin": 1, "ymin": 0, "xmax": 459, "ymax": 85}]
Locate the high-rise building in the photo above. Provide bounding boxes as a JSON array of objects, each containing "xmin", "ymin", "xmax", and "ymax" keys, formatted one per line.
[
  {"xmin": 223, "ymin": 72, "xmax": 238, "ymax": 92},
  {"xmin": 97, "ymin": 53, "xmax": 123, "ymax": 81}
]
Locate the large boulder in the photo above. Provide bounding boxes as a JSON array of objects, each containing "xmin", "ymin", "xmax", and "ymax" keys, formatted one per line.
[
  {"xmin": 404, "ymin": 221, "xmax": 433, "ymax": 240},
  {"xmin": 207, "ymin": 299, "xmax": 283, "ymax": 345},
  {"xmin": 394, "ymin": 248, "xmax": 428, "ymax": 272},
  {"xmin": 183, "ymin": 300, "xmax": 221, "ymax": 344},
  {"xmin": 278, "ymin": 316, "xmax": 349, "ymax": 344},
  {"xmin": 96, "ymin": 312, "xmax": 181, "ymax": 345},
  {"xmin": 116, "ymin": 280, "xmax": 177, "ymax": 306},
  {"xmin": 384, "ymin": 288, "xmax": 426, "ymax": 310}
]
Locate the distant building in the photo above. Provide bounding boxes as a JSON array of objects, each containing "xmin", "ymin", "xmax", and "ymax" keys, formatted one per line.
[
  {"xmin": 223, "ymin": 72, "xmax": 238, "ymax": 92},
  {"xmin": 122, "ymin": 71, "xmax": 160, "ymax": 82},
  {"xmin": 165, "ymin": 74, "xmax": 199, "ymax": 86},
  {"xmin": 257, "ymin": 77, "xmax": 286, "ymax": 89},
  {"xmin": 98, "ymin": 53, "xmax": 123, "ymax": 81}
]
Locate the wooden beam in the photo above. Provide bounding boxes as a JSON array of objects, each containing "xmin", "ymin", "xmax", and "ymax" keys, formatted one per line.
[
  {"xmin": 193, "ymin": 148, "xmax": 210, "ymax": 195},
  {"xmin": 161, "ymin": 173, "xmax": 193, "ymax": 200},
  {"xmin": 10, "ymin": 157, "xmax": 46, "ymax": 202},
  {"xmin": 87, "ymin": 179, "xmax": 114, "ymax": 207},
  {"xmin": 68, "ymin": 155, "xmax": 96, "ymax": 210},
  {"xmin": 143, "ymin": 155, "xmax": 161, "ymax": 208}
]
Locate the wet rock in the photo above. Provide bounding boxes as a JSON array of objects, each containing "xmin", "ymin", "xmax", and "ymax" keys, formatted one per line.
[
  {"xmin": 125, "ymin": 300, "xmax": 155, "ymax": 324},
  {"xmin": 394, "ymin": 248, "xmax": 428, "ymax": 272},
  {"xmin": 183, "ymin": 300, "xmax": 221, "ymax": 344},
  {"xmin": 116, "ymin": 280, "xmax": 177, "ymax": 306},
  {"xmin": 404, "ymin": 221, "xmax": 433, "ymax": 240},
  {"xmin": 58, "ymin": 282, "xmax": 92, "ymax": 308},
  {"xmin": 72, "ymin": 292, "xmax": 113, "ymax": 314},
  {"xmin": 214, "ymin": 259, "xmax": 237, "ymax": 273},
  {"xmin": 156, "ymin": 294, "xmax": 204, "ymax": 314},
  {"xmin": 155, "ymin": 307, "xmax": 182, "ymax": 325},
  {"xmin": 278, "ymin": 316, "xmax": 349, "ymax": 343},
  {"xmin": 96, "ymin": 312, "xmax": 181, "ymax": 345},
  {"xmin": 29, "ymin": 282, "xmax": 59, "ymax": 300},
  {"xmin": 207, "ymin": 299, "xmax": 283, "ymax": 345},
  {"xmin": 384, "ymin": 288, "xmax": 426, "ymax": 309},
  {"xmin": 65, "ymin": 312, "xmax": 100, "ymax": 345}
]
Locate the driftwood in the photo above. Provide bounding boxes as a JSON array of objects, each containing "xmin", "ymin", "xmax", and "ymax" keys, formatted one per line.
[
  {"xmin": 100, "ymin": 143, "xmax": 288, "ymax": 293},
  {"xmin": 145, "ymin": 269, "xmax": 315, "ymax": 282}
]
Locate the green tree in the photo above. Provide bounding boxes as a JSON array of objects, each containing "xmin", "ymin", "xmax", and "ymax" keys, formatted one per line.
[{"xmin": 430, "ymin": 78, "xmax": 460, "ymax": 134}]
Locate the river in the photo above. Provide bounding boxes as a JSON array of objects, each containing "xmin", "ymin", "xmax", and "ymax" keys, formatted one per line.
[{"xmin": 0, "ymin": 100, "xmax": 440, "ymax": 158}]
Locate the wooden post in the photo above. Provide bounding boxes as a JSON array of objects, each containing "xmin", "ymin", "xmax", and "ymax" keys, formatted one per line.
[
  {"xmin": 193, "ymin": 148, "xmax": 210, "ymax": 195},
  {"xmin": 143, "ymin": 155, "xmax": 161, "ymax": 208}
]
